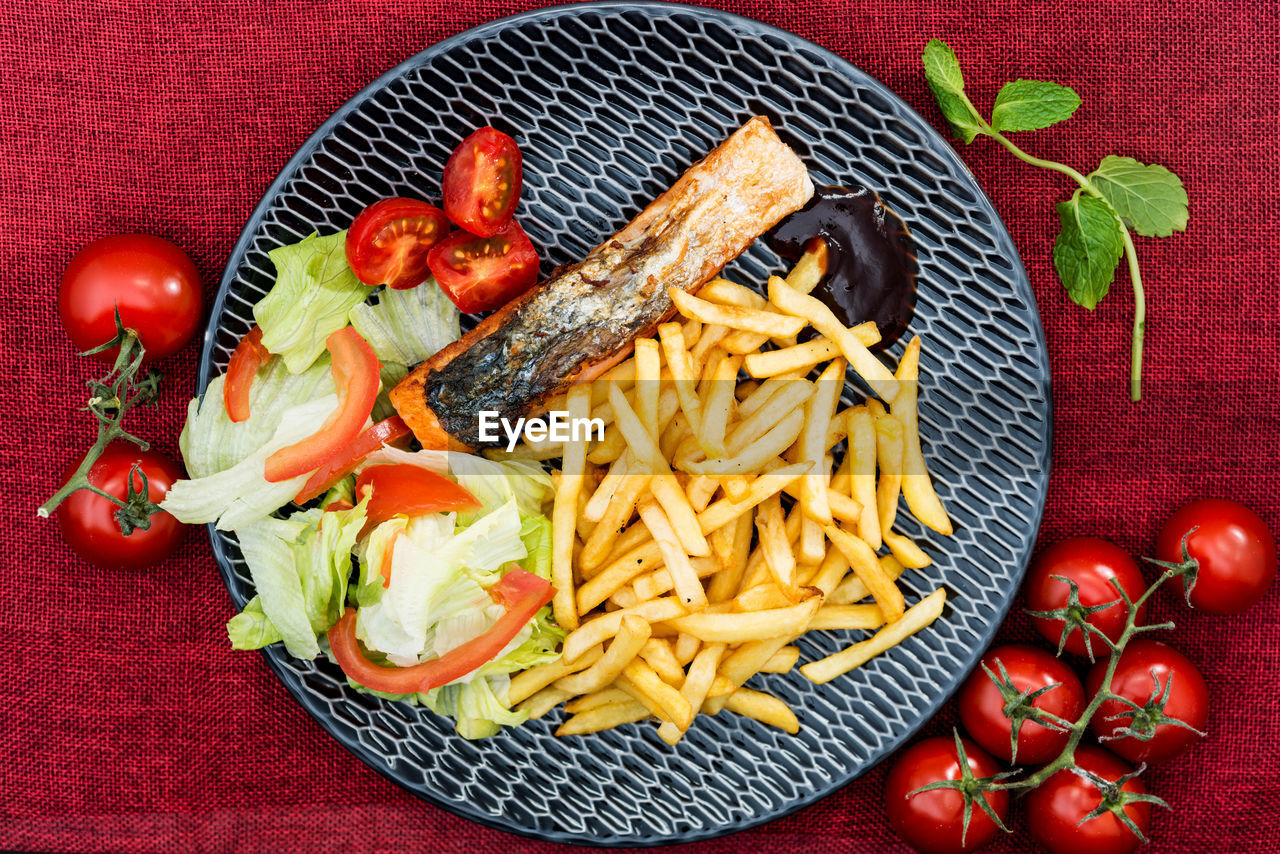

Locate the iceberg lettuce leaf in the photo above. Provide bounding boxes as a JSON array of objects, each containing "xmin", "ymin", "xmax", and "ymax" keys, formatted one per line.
[
  {"xmin": 349, "ymin": 279, "xmax": 460, "ymax": 367},
  {"xmin": 253, "ymin": 231, "xmax": 373, "ymax": 373}
]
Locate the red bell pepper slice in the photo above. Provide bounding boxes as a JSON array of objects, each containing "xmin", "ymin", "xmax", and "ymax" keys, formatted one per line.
[
  {"xmin": 223, "ymin": 325, "xmax": 271, "ymax": 423},
  {"xmin": 264, "ymin": 327, "xmax": 381, "ymax": 483},
  {"xmin": 326, "ymin": 567, "xmax": 555, "ymax": 694},
  {"xmin": 355, "ymin": 464, "xmax": 481, "ymax": 532},
  {"xmin": 294, "ymin": 415, "xmax": 413, "ymax": 504}
]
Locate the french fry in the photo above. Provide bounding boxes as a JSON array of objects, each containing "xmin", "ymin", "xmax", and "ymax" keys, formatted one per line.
[
  {"xmin": 704, "ymin": 635, "xmax": 796, "ymax": 714},
  {"xmin": 723, "ymin": 688, "xmax": 800, "ymax": 734},
  {"xmin": 634, "ymin": 338, "xmax": 661, "ymax": 440},
  {"xmin": 807, "ymin": 541, "xmax": 851, "ymax": 597},
  {"xmin": 564, "ymin": 687, "xmax": 632, "ymax": 714},
  {"xmin": 760, "ymin": 645, "xmax": 801, "ymax": 673},
  {"xmin": 726, "ymin": 380, "xmax": 813, "ymax": 454},
  {"xmin": 639, "ymin": 638, "xmax": 686, "ymax": 686},
  {"xmin": 706, "ymin": 510, "xmax": 754, "ymax": 603},
  {"xmin": 507, "ymin": 644, "xmax": 605, "ymax": 705},
  {"xmin": 846, "ymin": 406, "xmax": 882, "ymax": 550},
  {"xmin": 797, "ymin": 359, "xmax": 843, "ymax": 529},
  {"xmin": 562, "ymin": 597, "xmax": 686, "ymax": 663},
  {"xmin": 893, "ymin": 336, "xmax": 953, "ymax": 535},
  {"xmin": 884, "ymin": 531, "xmax": 933, "ymax": 569},
  {"xmin": 666, "ymin": 595, "xmax": 821, "ymax": 643},
  {"xmin": 687, "ymin": 409, "xmax": 805, "ymax": 476},
  {"xmin": 618, "ymin": 660, "xmax": 693, "ymax": 729},
  {"xmin": 800, "ymin": 589, "xmax": 947, "ymax": 684},
  {"xmin": 785, "ymin": 241, "xmax": 828, "ymax": 294},
  {"xmin": 516, "ymin": 686, "xmax": 575, "ymax": 720},
  {"xmin": 690, "ymin": 324, "xmax": 731, "ymax": 376},
  {"xmin": 768, "ymin": 275, "xmax": 897, "ymax": 403},
  {"xmin": 650, "ymin": 474, "xmax": 710, "ymax": 557},
  {"xmin": 637, "ymin": 497, "xmax": 707, "ymax": 609},
  {"xmin": 698, "ymin": 277, "xmax": 771, "ymax": 309},
  {"xmin": 631, "ymin": 557, "xmax": 718, "ymax": 602},
  {"xmin": 583, "ymin": 455, "xmax": 627, "ymax": 523},
  {"xmin": 823, "ymin": 524, "xmax": 905, "ymax": 623},
  {"xmin": 555, "ymin": 615, "xmax": 652, "ymax": 695},
  {"xmin": 808, "ymin": 603, "xmax": 887, "ymax": 631},
  {"xmin": 661, "ymin": 411, "xmax": 692, "ymax": 461},
  {"xmin": 556, "ymin": 701, "xmax": 651, "ymax": 736},
  {"xmin": 579, "ymin": 472, "xmax": 651, "ymax": 572},
  {"xmin": 551, "ymin": 383, "xmax": 592, "ymax": 630},
  {"xmin": 657, "ymin": 642, "xmax": 725, "ymax": 744},
  {"xmin": 829, "ymin": 554, "xmax": 907, "ymax": 605},
  {"xmin": 609, "ymin": 586, "xmax": 639, "ymax": 609},
  {"xmin": 682, "ymin": 317, "xmax": 702, "ymax": 348},
  {"xmin": 755, "ymin": 493, "xmax": 796, "ymax": 597},
  {"xmin": 698, "ymin": 353, "xmax": 742, "ymax": 458},
  {"xmin": 732, "ymin": 582, "xmax": 793, "ymax": 612},
  {"xmin": 697, "ymin": 463, "xmax": 810, "ymax": 534},
  {"xmin": 874, "ymin": 413, "xmax": 905, "ymax": 536},
  {"xmin": 586, "ymin": 423, "xmax": 627, "ymax": 464},
  {"xmin": 577, "ymin": 540, "xmax": 663, "ymax": 613},
  {"xmin": 673, "ymin": 631, "xmax": 701, "ymax": 666},
  {"xmin": 686, "ymin": 475, "xmax": 721, "ymax": 513},
  {"xmin": 659, "ymin": 321, "xmax": 703, "ymax": 436},
  {"xmin": 670, "ymin": 287, "xmax": 806, "ymax": 337}
]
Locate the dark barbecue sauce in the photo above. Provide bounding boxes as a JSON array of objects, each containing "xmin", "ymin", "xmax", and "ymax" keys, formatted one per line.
[{"xmin": 766, "ymin": 184, "xmax": 918, "ymax": 349}]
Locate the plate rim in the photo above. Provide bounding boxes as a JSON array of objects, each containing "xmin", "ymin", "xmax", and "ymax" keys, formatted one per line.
[{"xmin": 200, "ymin": 1, "xmax": 1053, "ymax": 846}]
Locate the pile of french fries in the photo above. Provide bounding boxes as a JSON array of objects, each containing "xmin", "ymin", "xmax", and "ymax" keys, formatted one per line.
[{"xmin": 499, "ymin": 247, "xmax": 953, "ymax": 744}]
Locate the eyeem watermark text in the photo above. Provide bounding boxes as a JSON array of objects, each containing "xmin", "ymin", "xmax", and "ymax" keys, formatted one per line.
[{"xmin": 477, "ymin": 410, "xmax": 606, "ymax": 452}]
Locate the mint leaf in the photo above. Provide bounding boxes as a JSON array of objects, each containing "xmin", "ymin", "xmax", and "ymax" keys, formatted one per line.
[
  {"xmin": 1090, "ymin": 155, "xmax": 1189, "ymax": 238},
  {"xmin": 922, "ymin": 39, "xmax": 986, "ymax": 144},
  {"xmin": 991, "ymin": 79, "xmax": 1081, "ymax": 132},
  {"xmin": 923, "ymin": 39, "xmax": 965, "ymax": 95},
  {"xmin": 1053, "ymin": 193, "xmax": 1125, "ymax": 309}
]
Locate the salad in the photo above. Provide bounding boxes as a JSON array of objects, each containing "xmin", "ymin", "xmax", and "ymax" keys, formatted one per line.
[{"xmin": 160, "ymin": 128, "xmax": 565, "ymax": 739}]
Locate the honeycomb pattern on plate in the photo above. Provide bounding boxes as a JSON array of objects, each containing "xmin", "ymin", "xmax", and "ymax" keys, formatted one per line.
[{"xmin": 200, "ymin": 5, "xmax": 1051, "ymax": 845}]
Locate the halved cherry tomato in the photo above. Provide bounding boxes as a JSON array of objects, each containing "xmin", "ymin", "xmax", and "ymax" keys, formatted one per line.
[
  {"xmin": 264, "ymin": 327, "xmax": 380, "ymax": 483},
  {"xmin": 294, "ymin": 415, "xmax": 412, "ymax": 504},
  {"xmin": 345, "ymin": 198, "xmax": 450, "ymax": 290},
  {"xmin": 427, "ymin": 220, "xmax": 538, "ymax": 313},
  {"xmin": 326, "ymin": 567, "xmax": 554, "ymax": 693},
  {"xmin": 223, "ymin": 325, "xmax": 271, "ymax": 423},
  {"xmin": 442, "ymin": 127, "xmax": 523, "ymax": 237},
  {"xmin": 355, "ymin": 464, "xmax": 482, "ymax": 531}
]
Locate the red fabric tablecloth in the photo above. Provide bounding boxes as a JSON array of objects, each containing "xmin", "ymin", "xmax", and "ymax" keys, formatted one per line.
[{"xmin": 4, "ymin": 1, "xmax": 1278, "ymax": 851}]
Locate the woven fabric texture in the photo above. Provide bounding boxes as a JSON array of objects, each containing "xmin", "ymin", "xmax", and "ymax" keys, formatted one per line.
[{"xmin": 2, "ymin": 1, "xmax": 1277, "ymax": 852}]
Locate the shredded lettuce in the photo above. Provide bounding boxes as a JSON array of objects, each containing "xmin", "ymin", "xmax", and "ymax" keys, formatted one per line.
[
  {"xmin": 224, "ymin": 497, "xmax": 368, "ymax": 656},
  {"xmin": 349, "ymin": 279, "xmax": 460, "ymax": 367},
  {"xmin": 424, "ymin": 676, "xmax": 527, "ymax": 740},
  {"xmin": 179, "ymin": 354, "xmax": 334, "ymax": 480},
  {"xmin": 254, "ymin": 231, "xmax": 373, "ymax": 373},
  {"xmin": 372, "ymin": 362, "xmax": 409, "ymax": 423},
  {"xmin": 163, "ymin": 394, "xmax": 338, "ymax": 530}
]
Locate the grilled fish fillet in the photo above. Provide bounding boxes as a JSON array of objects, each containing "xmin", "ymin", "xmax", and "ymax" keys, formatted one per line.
[{"xmin": 391, "ymin": 116, "xmax": 814, "ymax": 449}]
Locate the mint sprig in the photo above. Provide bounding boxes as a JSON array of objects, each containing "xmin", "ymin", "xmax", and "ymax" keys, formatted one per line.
[{"xmin": 921, "ymin": 39, "xmax": 1189, "ymax": 401}]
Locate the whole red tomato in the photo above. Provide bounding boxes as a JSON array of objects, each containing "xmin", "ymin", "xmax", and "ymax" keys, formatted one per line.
[
  {"xmin": 884, "ymin": 736, "xmax": 1009, "ymax": 854},
  {"xmin": 1154, "ymin": 498, "xmax": 1276, "ymax": 614},
  {"xmin": 58, "ymin": 234, "xmax": 203, "ymax": 362},
  {"xmin": 1086, "ymin": 639, "xmax": 1209, "ymax": 764},
  {"xmin": 958, "ymin": 644, "xmax": 1086, "ymax": 764},
  {"xmin": 55, "ymin": 442, "xmax": 187, "ymax": 570},
  {"xmin": 1025, "ymin": 745, "xmax": 1152, "ymax": 854},
  {"xmin": 1026, "ymin": 537, "xmax": 1146, "ymax": 657}
]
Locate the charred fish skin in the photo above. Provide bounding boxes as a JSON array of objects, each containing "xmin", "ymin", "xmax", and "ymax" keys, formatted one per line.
[{"xmin": 393, "ymin": 116, "xmax": 814, "ymax": 449}]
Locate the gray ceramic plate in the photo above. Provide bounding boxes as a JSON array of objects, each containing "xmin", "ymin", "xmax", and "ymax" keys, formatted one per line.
[{"xmin": 200, "ymin": 2, "xmax": 1052, "ymax": 846}]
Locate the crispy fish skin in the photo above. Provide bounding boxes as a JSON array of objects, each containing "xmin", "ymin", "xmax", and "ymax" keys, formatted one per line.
[{"xmin": 391, "ymin": 116, "xmax": 814, "ymax": 449}]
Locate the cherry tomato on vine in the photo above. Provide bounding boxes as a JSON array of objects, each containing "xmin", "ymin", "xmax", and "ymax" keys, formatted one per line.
[
  {"xmin": 55, "ymin": 442, "xmax": 187, "ymax": 571},
  {"xmin": 1026, "ymin": 537, "xmax": 1147, "ymax": 657},
  {"xmin": 883, "ymin": 736, "xmax": 1009, "ymax": 854},
  {"xmin": 442, "ymin": 126, "xmax": 523, "ymax": 237},
  {"xmin": 958, "ymin": 644, "xmax": 1086, "ymax": 764},
  {"xmin": 1024, "ymin": 745, "xmax": 1153, "ymax": 854},
  {"xmin": 345, "ymin": 198, "xmax": 450, "ymax": 290},
  {"xmin": 1154, "ymin": 498, "xmax": 1276, "ymax": 614},
  {"xmin": 1085, "ymin": 639, "xmax": 1209, "ymax": 764},
  {"xmin": 428, "ymin": 220, "xmax": 539, "ymax": 313},
  {"xmin": 58, "ymin": 234, "xmax": 203, "ymax": 362}
]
